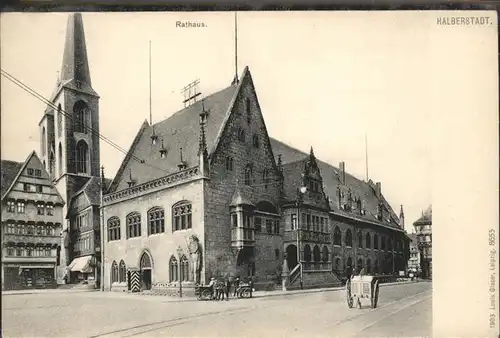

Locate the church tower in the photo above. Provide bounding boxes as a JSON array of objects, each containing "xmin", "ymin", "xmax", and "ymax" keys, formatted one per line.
[{"xmin": 39, "ymin": 13, "xmax": 101, "ymax": 275}]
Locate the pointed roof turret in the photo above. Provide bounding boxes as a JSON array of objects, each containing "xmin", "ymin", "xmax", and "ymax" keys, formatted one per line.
[{"xmin": 59, "ymin": 13, "xmax": 97, "ymax": 97}]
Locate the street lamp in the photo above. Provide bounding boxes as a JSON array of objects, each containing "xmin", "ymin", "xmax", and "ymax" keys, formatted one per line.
[
  {"xmin": 177, "ymin": 246, "xmax": 183, "ymax": 298},
  {"xmin": 296, "ymin": 185, "xmax": 307, "ymax": 290}
]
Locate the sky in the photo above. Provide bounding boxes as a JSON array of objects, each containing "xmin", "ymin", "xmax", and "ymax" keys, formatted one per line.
[{"xmin": 0, "ymin": 11, "xmax": 434, "ymax": 232}]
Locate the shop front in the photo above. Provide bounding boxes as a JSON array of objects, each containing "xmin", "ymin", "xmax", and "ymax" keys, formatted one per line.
[
  {"xmin": 2, "ymin": 264, "xmax": 57, "ymax": 290},
  {"xmin": 67, "ymin": 255, "xmax": 96, "ymax": 284}
]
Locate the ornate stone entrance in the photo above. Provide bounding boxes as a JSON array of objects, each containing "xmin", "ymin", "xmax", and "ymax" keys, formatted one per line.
[{"xmin": 139, "ymin": 252, "xmax": 152, "ymax": 290}]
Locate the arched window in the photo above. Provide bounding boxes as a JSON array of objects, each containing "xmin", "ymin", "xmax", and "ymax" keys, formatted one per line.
[
  {"xmin": 119, "ymin": 260, "xmax": 126, "ymax": 283},
  {"xmin": 244, "ymin": 165, "xmax": 253, "ymax": 185},
  {"xmin": 172, "ymin": 201, "xmax": 192, "ymax": 231},
  {"xmin": 126, "ymin": 212, "xmax": 141, "ymax": 238},
  {"xmin": 304, "ymin": 245, "xmax": 312, "ymax": 262},
  {"xmin": 357, "ymin": 231, "xmax": 363, "ymax": 248},
  {"xmin": 58, "ymin": 143, "xmax": 63, "ymax": 176},
  {"xmin": 75, "ymin": 140, "xmax": 88, "ymax": 174},
  {"xmin": 275, "ymin": 249, "xmax": 280, "ymax": 260},
  {"xmin": 140, "ymin": 252, "xmax": 152, "ymax": 270},
  {"xmin": 42, "ymin": 127, "xmax": 46, "ymax": 156},
  {"xmin": 357, "ymin": 258, "xmax": 363, "ymax": 270},
  {"xmin": 374, "ymin": 234, "xmax": 379, "ymax": 249},
  {"xmin": 238, "ymin": 128, "xmax": 245, "ymax": 142},
  {"xmin": 180, "ymin": 255, "xmax": 189, "ymax": 282},
  {"xmin": 225, "ymin": 156, "xmax": 234, "ymax": 171},
  {"xmin": 345, "ymin": 229, "xmax": 353, "ymax": 247},
  {"xmin": 74, "ymin": 101, "xmax": 89, "ymax": 134},
  {"xmin": 256, "ymin": 201, "xmax": 278, "ymax": 214},
  {"xmin": 111, "ymin": 260, "xmax": 118, "ymax": 283},
  {"xmin": 246, "ymin": 97, "xmax": 251, "ymax": 122},
  {"xmin": 107, "ymin": 217, "xmax": 121, "ymax": 241},
  {"xmin": 334, "ymin": 227, "xmax": 342, "ymax": 246},
  {"xmin": 169, "ymin": 256, "xmax": 178, "ymax": 282},
  {"xmin": 313, "ymin": 245, "xmax": 321, "ymax": 262},
  {"xmin": 366, "ymin": 259, "xmax": 371, "ymax": 273},
  {"xmin": 334, "ymin": 258, "xmax": 341, "ymax": 271},
  {"xmin": 381, "ymin": 236, "xmax": 386, "ymax": 250},
  {"xmin": 253, "ymin": 134, "xmax": 259, "ymax": 148},
  {"xmin": 148, "ymin": 207, "xmax": 165, "ymax": 235},
  {"xmin": 57, "ymin": 104, "xmax": 62, "ymax": 137},
  {"xmin": 365, "ymin": 233, "xmax": 371, "ymax": 249},
  {"xmin": 322, "ymin": 246, "xmax": 329, "ymax": 263},
  {"xmin": 49, "ymin": 151, "xmax": 55, "ymax": 174},
  {"xmin": 374, "ymin": 260, "xmax": 379, "ymax": 273}
]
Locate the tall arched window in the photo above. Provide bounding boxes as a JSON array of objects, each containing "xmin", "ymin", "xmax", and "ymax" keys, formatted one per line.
[
  {"xmin": 119, "ymin": 260, "xmax": 126, "ymax": 283},
  {"xmin": 304, "ymin": 245, "xmax": 312, "ymax": 262},
  {"xmin": 366, "ymin": 259, "xmax": 371, "ymax": 273},
  {"xmin": 345, "ymin": 229, "xmax": 353, "ymax": 247},
  {"xmin": 74, "ymin": 101, "xmax": 89, "ymax": 134},
  {"xmin": 169, "ymin": 256, "xmax": 178, "ymax": 282},
  {"xmin": 172, "ymin": 201, "xmax": 192, "ymax": 232},
  {"xmin": 111, "ymin": 260, "xmax": 118, "ymax": 283},
  {"xmin": 57, "ymin": 104, "xmax": 63, "ymax": 137},
  {"xmin": 244, "ymin": 165, "xmax": 253, "ymax": 185},
  {"xmin": 42, "ymin": 127, "xmax": 46, "ymax": 156},
  {"xmin": 75, "ymin": 140, "xmax": 88, "ymax": 174},
  {"xmin": 374, "ymin": 260, "xmax": 379, "ymax": 273},
  {"xmin": 58, "ymin": 143, "xmax": 63, "ymax": 176},
  {"xmin": 365, "ymin": 233, "xmax": 371, "ymax": 249},
  {"xmin": 374, "ymin": 234, "xmax": 379, "ymax": 249},
  {"xmin": 334, "ymin": 227, "xmax": 342, "ymax": 245},
  {"xmin": 180, "ymin": 255, "xmax": 189, "ymax": 282},
  {"xmin": 107, "ymin": 216, "xmax": 121, "ymax": 241},
  {"xmin": 322, "ymin": 246, "xmax": 329, "ymax": 263},
  {"xmin": 357, "ymin": 231, "xmax": 363, "ymax": 248},
  {"xmin": 381, "ymin": 236, "xmax": 386, "ymax": 250},
  {"xmin": 148, "ymin": 207, "xmax": 165, "ymax": 235},
  {"xmin": 126, "ymin": 212, "xmax": 141, "ymax": 238},
  {"xmin": 313, "ymin": 245, "xmax": 321, "ymax": 262}
]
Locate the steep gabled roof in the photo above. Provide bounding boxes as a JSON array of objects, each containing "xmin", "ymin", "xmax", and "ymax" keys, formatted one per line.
[
  {"xmin": 271, "ymin": 139, "xmax": 401, "ymax": 229},
  {"xmin": 109, "ymin": 68, "xmax": 254, "ymax": 193},
  {"xmin": 1, "ymin": 151, "xmax": 38, "ymax": 201},
  {"xmin": 1, "ymin": 160, "xmax": 23, "ymax": 198}
]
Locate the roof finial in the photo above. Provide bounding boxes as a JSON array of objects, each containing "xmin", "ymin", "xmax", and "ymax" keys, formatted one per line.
[
  {"xmin": 232, "ymin": 11, "xmax": 239, "ymax": 85},
  {"xmin": 198, "ymin": 113, "xmax": 207, "ymax": 157}
]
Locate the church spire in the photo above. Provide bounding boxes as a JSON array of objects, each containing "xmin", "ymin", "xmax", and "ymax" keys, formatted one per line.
[{"xmin": 60, "ymin": 13, "xmax": 96, "ymax": 95}]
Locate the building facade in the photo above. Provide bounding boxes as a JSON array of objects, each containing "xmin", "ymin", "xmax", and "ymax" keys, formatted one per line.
[
  {"xmin": 1, "ymin": 152, "xmax": 65, "ymax": 290},
  {"xmin": 38, "ymin": 13, "xmax": 108, "ymax": 285},
  {"xmin": 413, "ymin": 205, "xmax": 432, "ymax": 279},
  {"xmin": 102, "ymin": 66, "xmax": 410, "ymax": 291},
  {"xmin": 407, "ymin": 233, "xmax": 421, "ymax": 275}
]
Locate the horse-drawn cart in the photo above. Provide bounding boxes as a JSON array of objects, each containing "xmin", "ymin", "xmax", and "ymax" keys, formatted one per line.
[{"xmin": 346, "ymin": 275, "xmax": 380, "ymax": 309}]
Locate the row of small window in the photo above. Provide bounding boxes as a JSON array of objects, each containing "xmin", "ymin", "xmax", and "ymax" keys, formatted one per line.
[
  {"xmin": 74, "ymin": 213, "xmax": 89, "ymax": 229},
  {"xmin": 23, "ymin": 183, "xmax": 45, "ymax": 194},
  {"xmin": 235, "ymin": 127, "xmax": 261, "ymax": 149},
  {"xmin": 74, "ymin": 235, "xmax": 92, "ymax": 252},
  {"xmin": 231, "ymin": 213, "xmax": 280, "ymax": 235},
  {"xmin": 224, "ymin": 159, "xmax": 271, "ymax": 187},
  {"xmin": 109, "ymin": 256, "xmax": 191, "ymax": 284},
  {"xmin": 26, "ymin": 168, "xmax": 42, "ymax": 177},
  {"xmin": 417, "ymin": 235, "xmax": 432, "ymax": 242},
  {"xmin": 290, "ymin": 213, "xmax": 329, "ymax": 233},
  {"xmin": 302, "ymin": 244, "xmax": 330, "ymax": 263},
  {"xmin": 4, "ymin": 223, "xmax": 56, "ymax": 236},
  {"xmin": 107, "ymin": 202, "xmax": 192, "ymax": 241},
  {"xmin": 6, "ymin": 201, "xmax": 54, "ymax": 215},
  {"xmin": 333, "ymin": 227, "xmax": 404, "ymax": 251},
  {"xmin": 5, "ymin": 247, "xmax": 54, "ymax": 257}
]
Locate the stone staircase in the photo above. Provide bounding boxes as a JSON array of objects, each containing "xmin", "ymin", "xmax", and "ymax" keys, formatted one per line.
[{"xmin": 288, "ymin": 264, "xmax": 342, "ymax": 290}]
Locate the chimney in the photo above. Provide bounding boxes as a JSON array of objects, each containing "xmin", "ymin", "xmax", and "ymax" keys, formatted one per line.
[
  {"xmin": 399, "ymin": 205, "xmax": 405, "ymax": 228},
  {"xmin": 375, "ymin": 182, "xmax": 381, "ymax": 198},
  {"xmin": 339, "ymin": 161, "xmax": 346, "ymax": 184}
]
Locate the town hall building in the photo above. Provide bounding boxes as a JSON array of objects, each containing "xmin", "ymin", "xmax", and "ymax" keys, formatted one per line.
[{"xmin": 23, "ymin": 12, "xmax": 410, "ymax": 292}]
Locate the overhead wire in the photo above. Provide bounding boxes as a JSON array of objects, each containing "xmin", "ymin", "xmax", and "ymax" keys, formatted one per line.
[{"xmin": 1, "ymin": 68, "xmax": 288, "ymax": 189}]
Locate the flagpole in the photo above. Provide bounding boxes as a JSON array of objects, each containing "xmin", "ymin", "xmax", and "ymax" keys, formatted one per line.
[{"xmin": 365, "ymin": 133, "xmax": 369, "ymax": 182}]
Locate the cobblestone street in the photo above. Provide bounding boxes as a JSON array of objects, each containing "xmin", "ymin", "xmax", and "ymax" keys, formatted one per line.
[{"xmin": 2, "ymin": 281, "xmax": 432, "ymax": 337}]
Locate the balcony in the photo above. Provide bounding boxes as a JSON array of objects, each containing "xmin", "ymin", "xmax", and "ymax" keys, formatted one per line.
[{"xmin": 231, "ymin": 227, "xmax": 255, "ymax": 248}]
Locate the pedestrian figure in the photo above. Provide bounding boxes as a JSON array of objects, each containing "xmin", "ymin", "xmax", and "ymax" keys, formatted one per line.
[
  {"xmin": 216, "ymin": 280, "xmax": 225, "ymax": 301},
  {"xmin": 208, "ymin": 277, "xmax": 216, "ymax": 300},
  {"xmin": 233, "ymin": 277, "xmax": 240, "ymax": 297},
  {"xmin": 225, "ymin": 278, "xmax": 231, "ymax": 300}
]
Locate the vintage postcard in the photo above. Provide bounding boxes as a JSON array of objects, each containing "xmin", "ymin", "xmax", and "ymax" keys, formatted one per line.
[{"xmin": 1, "ymin": 10, "xmax": 498, "ymax": 337}]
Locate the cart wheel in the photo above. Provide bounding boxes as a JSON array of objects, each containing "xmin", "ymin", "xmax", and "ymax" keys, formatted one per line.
[
  {"xmin": 371, "ymin": 280, "xmax": 380, "ymax": 308},
  {"xmin": 346, "ymin": 280, "xmax": 354, "ymax": 308},
  {"xmin": 201, "ymin": 289, "xmax": 212, "ymax": 300},
  {"xmin": 240, "ymin": 288, "xmax": 251, "ymax": 298}
]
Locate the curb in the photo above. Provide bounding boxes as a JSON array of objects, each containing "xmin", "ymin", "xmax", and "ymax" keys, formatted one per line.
[{"xmin": 2, "ymin": 289, "xmax": 99, "ymax": 296}]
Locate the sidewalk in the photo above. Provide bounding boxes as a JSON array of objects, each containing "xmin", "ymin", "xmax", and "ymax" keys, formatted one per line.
[{"xmin": 2, "ymin": 280, "xmax": 428, "ymax": 300}]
